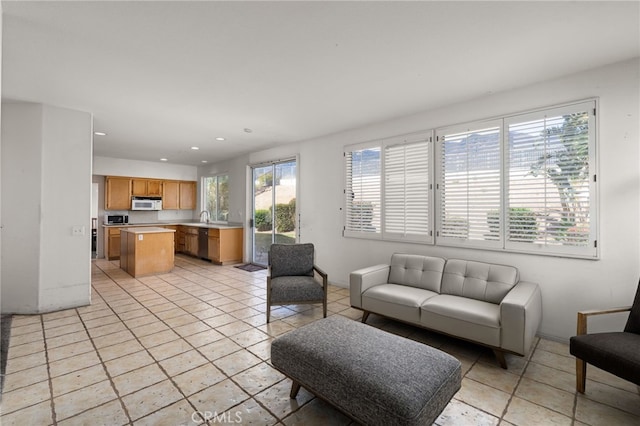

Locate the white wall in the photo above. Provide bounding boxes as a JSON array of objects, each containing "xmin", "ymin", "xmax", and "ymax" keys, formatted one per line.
[
  {"xmin": 1, "ymin": 102, "xmax": 93, "ymax": 313},
  {"xmin": 93, "ymin": 156, "xmax": 197, "ymax": 181},
  {"xmin": 210, "ymin": 58, "xmax": 640, "ymax": 341}
]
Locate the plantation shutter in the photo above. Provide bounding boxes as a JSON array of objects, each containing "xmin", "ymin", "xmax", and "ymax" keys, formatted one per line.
[
  {"xmin": 344, "ymin": 144, "xmax": 381, "ymax": 238},
  {"xmin": 506, "ymin": 101, "xmax": 596, "ymax": 257},
  {"xmin": 384, "ymin": 135, "xmax": 432, "ymax": 243},
  {"xmin": 436, "ymin": 121, "xmax": 502, "ymax": 248}
]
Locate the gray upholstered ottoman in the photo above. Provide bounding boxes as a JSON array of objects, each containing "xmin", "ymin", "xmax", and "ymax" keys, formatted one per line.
[{"xmin": 271, "ymin": 315, "xmax": 461, "ymax": 426}]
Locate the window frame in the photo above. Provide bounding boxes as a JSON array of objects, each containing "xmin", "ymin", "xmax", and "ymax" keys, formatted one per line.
[
  {"xmin": 202, "ymin": 174, "xmax": 229, "ymax": 222},
  {"xmin": 342, "ymin": 99, "xmax": 598, "ymax": 259},
  {"xmin": 343, "ymin": 131, "xmax": 434, "ymax": 244}
]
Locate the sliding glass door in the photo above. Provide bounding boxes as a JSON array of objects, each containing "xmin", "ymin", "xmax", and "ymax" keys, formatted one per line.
[{"xmin": 251, "ymin": 159, "xmax": 297, "ymax": 265}]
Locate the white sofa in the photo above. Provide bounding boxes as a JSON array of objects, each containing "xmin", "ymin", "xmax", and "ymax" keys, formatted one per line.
[{"xmin": 350, "ymin": 254, "xmax": 542, "ymax": 368}]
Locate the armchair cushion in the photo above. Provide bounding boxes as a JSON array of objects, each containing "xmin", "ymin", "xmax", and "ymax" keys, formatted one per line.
[
  {"xmin": 270, "ymin": 243, "xmax": 314, "ymax": 278},
  {"xmin": 624, "ymin": 280, "xmax": 640, "ymax": 334},
  {"xmin": 570, "ymin": 332, "xmax": 640, "ymax": 386},
  {"xmin": 270, "ymin": 276, "xmax": 325, "ymax": 303}
]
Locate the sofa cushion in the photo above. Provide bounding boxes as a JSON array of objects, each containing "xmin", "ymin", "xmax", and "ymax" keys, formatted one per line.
[
  {"xmin": 420, "ymin": 295, "xmax": 501, "ymax": 347},
  {"xmin": 363, "ymin": 284, "xmax": 438, "ymax": 324},
  {"xmin": 441, "ymin": 259, "xmax": 519, "ymax": 304},
  {"xmin": 389, "ymin": 254, "xmax": 446, "ymax": 292}
]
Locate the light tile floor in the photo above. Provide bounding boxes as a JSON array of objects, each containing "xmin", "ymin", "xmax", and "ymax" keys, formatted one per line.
[{"xmin": 1, "ymin": 254, "xmax": 639, "ymax": 425}]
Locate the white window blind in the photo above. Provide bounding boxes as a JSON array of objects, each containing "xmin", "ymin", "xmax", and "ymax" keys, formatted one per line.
[
  {"xmin": 384, "ymin": 137, "xmax": 432, "ymax": 243},
  {"xmin": 506, "ymin": 101, "xmax": 596, "ymax": 257},
  {"xmin": 436, "ymin": 121, "xmax": 502, "ymax": 248},
  {"xmin": 344, "ymin": 145, "xmax": 381, "ymax": 238}
]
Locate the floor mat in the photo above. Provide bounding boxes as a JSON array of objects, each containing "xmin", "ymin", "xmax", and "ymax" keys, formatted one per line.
[{"xmin": 234, "ymin": 263, "xmax": 267, "ymax": 272}]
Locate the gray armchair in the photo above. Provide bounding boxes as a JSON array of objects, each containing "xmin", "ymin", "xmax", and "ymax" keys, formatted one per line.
[
  {"xmin": 569, "ymin": 280, "xmax": 640, "ymax": 393},
  {"xmin": 266, "ymin": 243, "xmax": 328, "ymax": 323}
]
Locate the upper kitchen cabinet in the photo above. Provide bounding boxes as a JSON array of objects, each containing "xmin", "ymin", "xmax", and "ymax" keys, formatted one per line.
[
  {"xmin": 179, "ymin": 181, "xmax": 197, "ymax": 210},
  {"xmin": 163, "ymin": 180, "xmax": 196, "ymax": 210},
  {"xmin": 132, "ymin": 178, "xmax": 163, "ymax": 197},
  {"xmin": 162, "ymin": 180, "xmax": 180, "ymax": 209},
  {"xmin": 105, "ymin": 177, "xmax": 131, "ymax": 210}
]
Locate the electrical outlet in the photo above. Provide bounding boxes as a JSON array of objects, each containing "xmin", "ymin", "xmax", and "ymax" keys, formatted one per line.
[{"xmin": 72, "ymin": 226, "xmax": 85, "ymax": 236}]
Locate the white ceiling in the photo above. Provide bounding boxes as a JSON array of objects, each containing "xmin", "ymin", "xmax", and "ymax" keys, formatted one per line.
[{"xmin": 2, "ymin": 1, "xmax": 639, "ymax": 166}]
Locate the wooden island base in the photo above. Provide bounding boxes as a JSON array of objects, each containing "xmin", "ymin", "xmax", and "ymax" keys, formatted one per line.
[{"xmin": 120, "ymin": 227, "xmax": 176, "ymax": 277}]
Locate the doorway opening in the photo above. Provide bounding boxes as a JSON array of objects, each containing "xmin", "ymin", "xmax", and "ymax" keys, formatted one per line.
[{"xmin": 251, "ymin": 159, "xmax": 297, "ymax": 266}]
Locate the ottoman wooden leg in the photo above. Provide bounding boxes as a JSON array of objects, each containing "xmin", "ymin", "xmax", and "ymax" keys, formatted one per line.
[{"xmin": 290, "ymin": 380, "xmax": 301, "ymax": 398}]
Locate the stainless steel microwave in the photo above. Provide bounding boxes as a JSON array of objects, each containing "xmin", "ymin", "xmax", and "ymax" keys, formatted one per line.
[
  {"xmin": 131, "ymin": 197, "xmax": 162, "ymax": 211},
  {"xmin": 105, "ymin": 214, "xmax": 129, "ymax": 225}
]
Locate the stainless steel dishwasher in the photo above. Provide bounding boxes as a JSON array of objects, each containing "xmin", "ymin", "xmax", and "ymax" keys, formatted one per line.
[{"xmin": 198, "ymin": 227, "xmax": 209, "ymax": 259}]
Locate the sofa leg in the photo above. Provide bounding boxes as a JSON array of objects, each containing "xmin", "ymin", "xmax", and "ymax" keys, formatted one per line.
[
  {"xmin": 361, "ymin": 311, "xmax": 370, "ymax": 323},
  {"xmin": 576, "ymin": 358, "xmax": 586, "ymax": 393},
  {"xmin": 290, "ymin": 380, "xmax": 301, "ymax": 398},
  {"xmin": 493, "ymin": 349, "xmax": 507, "ymax": 369}
]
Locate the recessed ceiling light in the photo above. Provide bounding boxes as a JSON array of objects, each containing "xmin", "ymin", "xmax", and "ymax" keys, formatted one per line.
[
  {"xmin": 215, "ymin": 137, "xmax": 225, "ymax": 141},
  {"xmin": 160, "ymin": 158, "xmax": 168, "ymax": 162},
  {"xmin": 191, "ymin": 146, "xmax": 199, "ymax": 150},
  {"xmin": 202, "ymin": 160, "xmax": 208, "ymax": 163},
  {"xmin": 244, "ymin": 128, "xmax": 253, "ymax": 133},
  {"xmin": 94, "ymin": 131, "xmax": 107, "ymax": 136}
]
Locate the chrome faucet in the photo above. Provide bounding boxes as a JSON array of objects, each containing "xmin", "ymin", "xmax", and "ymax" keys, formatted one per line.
[{"xmin": 199, "ymin": 210, "xmax": 210, "ymax": 223}]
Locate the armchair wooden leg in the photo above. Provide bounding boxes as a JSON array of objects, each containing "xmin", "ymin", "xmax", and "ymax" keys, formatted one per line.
[
  {"xmin": 290, "ymin": 380, "xmax": 301, "ymax": 398},
  {"xmin": 576, "ymin": 358, "xmax": 586, "ymax": 393},
  {"xmin": 266, "ymin": 305, "xmax": 271, "ymax": 323},
  {"xmin": 493, "ymin": 349, "xmax": 507, "ymax": 369},
  {"xmin": 323, "ymin": 300, "xmax": 327, "ymax": 318},
  {"xmin": 361, "ymin": 311, "xmax": 370, "ymax": 323}
]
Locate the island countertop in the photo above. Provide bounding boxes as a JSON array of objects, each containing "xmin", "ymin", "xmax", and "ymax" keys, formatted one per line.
[{"xmin": 120, "ymin": 227, "xmax": 176, "ymax": 234}]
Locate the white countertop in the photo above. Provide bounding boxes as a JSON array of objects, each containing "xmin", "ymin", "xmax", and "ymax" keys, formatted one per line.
[{"xmin": 103, "ymin": 222, "xmax": 243, "ymax": 230}]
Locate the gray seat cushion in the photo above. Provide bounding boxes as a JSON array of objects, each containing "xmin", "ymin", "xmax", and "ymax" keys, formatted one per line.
[
  {"xmin": 570, "ymin": 332, "xmax": 640, "ymax": 386},
  {"xmin": 362, "ymin": 284, "xmax": 438, "ymax": 323},
  {"xmin": 270, "ymin": 276, "xmax": 324, "ymax": 303},
  {"xmin": 271, "ymin": 315, "xmax": 461, "ymax": 426}
]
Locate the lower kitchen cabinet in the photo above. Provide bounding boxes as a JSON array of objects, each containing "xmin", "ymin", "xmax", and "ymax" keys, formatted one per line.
[
  {"xmin": 208, "ymin": 228, "xmax": 243, "ymax": 265},
  {"xmin": 106, "ymin": 228, "xmax": 122, "ymax": 260},
  {"xmin": 183, "ymin": 227, "xmax": 199, "ymax": 257}
]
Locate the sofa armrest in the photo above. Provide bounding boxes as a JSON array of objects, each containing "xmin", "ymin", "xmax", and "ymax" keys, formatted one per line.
[
  {"xmin": 500, "ymin": 281, "xmax": 542, "ymax": 355},
  {"xmin": 349, "ymin": 264, "xmax": 390, "ymax": 309}
]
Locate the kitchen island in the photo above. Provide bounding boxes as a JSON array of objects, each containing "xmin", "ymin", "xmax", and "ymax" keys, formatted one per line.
[{"xmin": 120, "ymin": 227, "xmax": 176, "ymax": 277}]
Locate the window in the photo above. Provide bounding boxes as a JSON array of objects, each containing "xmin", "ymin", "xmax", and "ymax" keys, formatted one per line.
[
  {"xmin": 344, "ymin": 143, "xmax": 381, "ymax": 238},
  {"xmin": 436, "ymin": 121, "xmax": 502, "ymax": 248},
  {"xmin": 435, "ymin": 100, "xmax": 597, "ymax": 257},
  {"xmin": 203, "ymin": 175, "xmax": 229, "ymax": 221},
  {"xmin": 505, "ymin": 101, "xmax": 596, "ymax": 257},
  {"xmin": 384, "ymin": 136, "xmax": 432, "ymax": 242},
  {"xmin": 343, "ymin": 99, "xmax": 597, "ymax": 259},
  {"xmin": 344, "ymin": 132, "xmax": 433, "ymax": 243}
]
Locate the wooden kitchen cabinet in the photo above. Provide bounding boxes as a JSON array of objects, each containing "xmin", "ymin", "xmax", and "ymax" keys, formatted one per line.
[
  {"xmin": 162, "ymin": 181, "xmax": 180, "ymax": 209},
  {"xmin": 105, "ymin": 227, "xmax": 122, "ymax": 260},
  {"xmin": 163, "ymin": 180, "xmax": 196, "ymax": 210},
  {"xmin": 132, "ymin": 179, "xmax": 163, "ymax": 197},
  {"xmin": 105, "ymin": 177, "xmax": 131, "ymax": 210},
  {"xmin": 208, "ymin": 228, "xmax": 243, "ymax": 265},
  {"xmin": 175, "ymin": 226, "xmax": 185, "ymax": 253},
  {"xmin": 183, "ymin": 227, "xmax": 199, "ymax": 256},
  {"xmin": 179, "ymin": 181, "xmax": 197, "ymax": 210}
]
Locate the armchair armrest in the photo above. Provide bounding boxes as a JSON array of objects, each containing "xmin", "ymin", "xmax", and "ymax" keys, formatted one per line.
[
  {"xmin": 349, "ymin": 264, "xmax": 390, "ymax": 309},
  {"xmin": 500, "ymin": 281, "xmax": 542, "ymax": 356},
  {"xmin": 313, "ymin": 265, "xmax": 328, "ymax": 289},
  {"xmin": 576, "ymin": 306, "xmax": 631, "ymax": 335}
]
